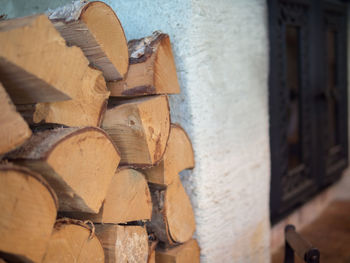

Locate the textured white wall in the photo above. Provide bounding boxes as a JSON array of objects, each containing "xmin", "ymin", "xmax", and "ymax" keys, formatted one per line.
[{"xmin": 0, "ymin": 1, "xmax": 271, "ymax": 262}]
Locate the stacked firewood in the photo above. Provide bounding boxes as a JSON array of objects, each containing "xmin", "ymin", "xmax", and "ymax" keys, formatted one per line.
[{"xmin": 0, "ymin": 1, "xmax": 199, "ymax": 263}]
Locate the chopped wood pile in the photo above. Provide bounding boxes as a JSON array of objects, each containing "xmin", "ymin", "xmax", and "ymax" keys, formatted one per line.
[{"xmin": 0, "ymin": 1, "xmax": 199, "ymax": 263}]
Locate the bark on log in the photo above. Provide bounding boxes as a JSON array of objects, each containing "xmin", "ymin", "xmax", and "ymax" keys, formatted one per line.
[
  {"xmin": 0, "ymin": 83, "xmax": 31, "ymax": 155},
  {"xmin": 0, "ymin": 164, "xmax": 57, "ymax": 263},
  {"xmin": 156, "ymin": 239, "xmax": 200, "ymax": 263},
  {"xmin": 108, "ymin": 32, "xmax": 180, "ymax": 96},
  {"xmin": 147, "ymin": 177, "xmax": 196, "ymax": 245},
  {"xmin": 60, "ymin": 168, "xmax": 152, "ymax": 223},
  {"xmin": 147, "ymin": 239, "xmax": 158, "ymax": 263},
  {"xmin": 50, "ymin": 1, "xmax": 128, "ymax": 81},
  {"xmin": 7, "ymin": 127, "xmax": 120, "ymax": 213},
  {"xmin": 143, "ymin": 124, "xmax": 194, "ymax": 186},
  {"xmin": 0, "ymin": 14, "xmax": 81, "ymax": 104},
  {"xmin": 95, "ymin": 224, "xmax": 149, "ymax": 263},
  {"xmin": 102, "ymin": 95, "xmax": 170, "ymax": 166},
  {"xmin": 42, "ymin": 219, "xmax": 104, "ymax": 263}
]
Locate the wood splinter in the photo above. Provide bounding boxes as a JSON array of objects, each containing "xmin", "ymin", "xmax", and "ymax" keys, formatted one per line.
[
  {"xmin": 108, "ymin": 31, "xmax": 180, "ymax": 97},
  {"xmin": 7, "ymin": 127, "xmax": 120, "ymax": 213},
  {"xmin": 50, "ymin": 1, "xmax": 129, "ymax": 81}
]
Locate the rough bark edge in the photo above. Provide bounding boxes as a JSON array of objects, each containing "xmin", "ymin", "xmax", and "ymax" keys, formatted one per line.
[
  {"xmin": 128, "ymin": 32, "xmax": 168, "ymax": 64},
  {"xmin": 54, "ymin": 218, "xmax": 96, "ymax": 239},
  {"xmin": 146, "ymin": 186, "xmax": 177, "ymax": 246},
  {"xmin": 0, "ymin": 163, "xmax": 58, "ymax": 209},
  {"xmin": 6, "ymin": 126, "xmax": 120, "ymax": 162},
  {"xmin": 48, "ymin": 0, "xmax": 88, "ymax": 22}
]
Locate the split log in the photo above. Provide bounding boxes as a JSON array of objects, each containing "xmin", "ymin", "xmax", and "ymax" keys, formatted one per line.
[
  {"xmin": 143, "ymin": 124, "xmax": 194, "ymax": 186},
  {"xmin": 156, "ymin": 239, "xmax": 200, "ymax": 263},
  {"xmin": 42, "ymin": 219, "xmax": 104, "ymax": 263},
  {"xmin": 30, "ymin": 70, "xmax": 108, "ymax": 126},
  {"xmin": 147, "ymin": 177, "xmax": 196, "ymax": 245},
  {"xmin": 0, "ymin": 83, "xmax": 31, "ymax": 155},
  {"xmin": 95, "ymin": 224, "xmax": 148, "ymax": 263},
  {"xmin": 102, "ymin": 95, "xmax": 170, "ymax": 166},
  {"xmin": 50, "ymin": 1, "xmax": 128, "ymax": 81},
  {"xmin": 108, "ymin": 32, "xmax": 180, "ymax": 96},
  {"xmin": 60, "ymin": 168, "xmax": 152, "ymax": 223},
  {"xmin": 7, "ymin": 127, "xmax": 120, "ymax": 213},
  {"xmin": 0, "ymin": 164, "xmax": 57, "ymax": 263},
  {"xmin": 0, "ymin": 14, "xmax": 109, "ymax": 126},
  {"xmin": 0, "ymin": 14, "xmax": 79, "ymax": 104}
]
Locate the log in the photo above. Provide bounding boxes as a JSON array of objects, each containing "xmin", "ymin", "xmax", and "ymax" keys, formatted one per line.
[
  {"xmin": 102, "ymin": 95, "xmax": 170, "ymax": 166},
  {"xmin": 0, "ymin": 164, "xmax": 57, "ymax": 263},
  {"xmin": 42, "ymin": 219, "xmax": 104, "ymax": 263},
  {"xmin": 95, "ymin": 224, "xmax": 149, "ymax": 263},
  {"xmin": 60, "ymin": 168, "xmax": 152, "ymax": 223},
  {"xmin": 147, "ymin": 177, "xmax": 196, "ymax": 245},
  {"xmin": 49, "ymin": 1, "xmax": 128, "ymax": 81},
  {"xmin": 0, "ymin": 83, "xmax": 31, "ymax": 155},
  {"xmin": 143, "ymin": 124, "xmax": 194, "ymax": 186},
  {"xmin": 31, "ymin": 70, "xmax": 108, "ymax": 126},
  {"xmin": 156, "ymin": 239, "xmax": 200, "ymax": 263},
  {"xmin": 0, "ymin": 14, "xmax": 109, "ymax": 126},
  {"xmin": 108, "ymin": 31, "xmax": 180, "ymax": 96},
  {"xmin": 0, "ymin": 14, "xmax": 78, "ymax": 104},
  {"xmin": 7, "ymin": 127, "xmax": 120, "ymax": 213}
]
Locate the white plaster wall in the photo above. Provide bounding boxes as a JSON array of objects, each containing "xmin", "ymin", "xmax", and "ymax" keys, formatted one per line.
[{"xmin": 0, "ymin": 1, "xmax": 271, "ymax": 262}]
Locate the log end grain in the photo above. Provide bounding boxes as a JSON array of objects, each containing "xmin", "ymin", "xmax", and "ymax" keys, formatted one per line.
[{"xmin": 0, "ymin": 164, "xmax": 57, "ymax": 263}]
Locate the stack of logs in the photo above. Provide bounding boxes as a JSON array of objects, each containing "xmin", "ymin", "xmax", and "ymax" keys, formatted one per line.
[{"xmin": 0, "ymin": 1, "xmax": 200, "ymax": 263}]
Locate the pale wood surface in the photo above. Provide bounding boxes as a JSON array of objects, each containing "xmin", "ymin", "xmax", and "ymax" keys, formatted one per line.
[
  {"xmin": 108, "ymin": 32, "xmax": 180, "ymax": 96},
  {"xmin": 148, "ymin": 177, "xmax": 196, "ymax": 245},
  {"xmin": 0, "ymin": 14, "xmax": 110, "ymax": 126},
  {"xmin": 32, "ymin": 70, "xmax": 109, "ymax": 126},
  {"xmin": 52, "ymin": 1, "xmax": 128, "ymax": 81},
  {"xmin": 7, "ymin": 127, "xmax": 120, "ymax": 213},
  {"xmin": 102, "ymin": 95, "xmax": 170, "ymax": 166},
  {"xmin": 60, "ymin": 168, "xmax": 152, "ymax": 223},
  {"xmin": 156, "ymin": 239, "xmax": 200, "ymax": 263},
  {"xmin": 0, "ymin": 15, "xmax": 79, "ymax": 104},
  {"xmin": 42, "ymin": 219, "xmax": 104, "ymax": 263},
  {"xmin": 95, "ymin": 224, "xmax": 148, "ymax": 263},
  {"xmin": 0, "ymin": 164, "xmax": 57, "ymax": 263},
  {"xmin": 143, "ymin": 124, "xmax": 194, "ymax": 186},
  {"xmin": 0, "ymin": 83, "xmax": 31, "ymax": 155}
]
